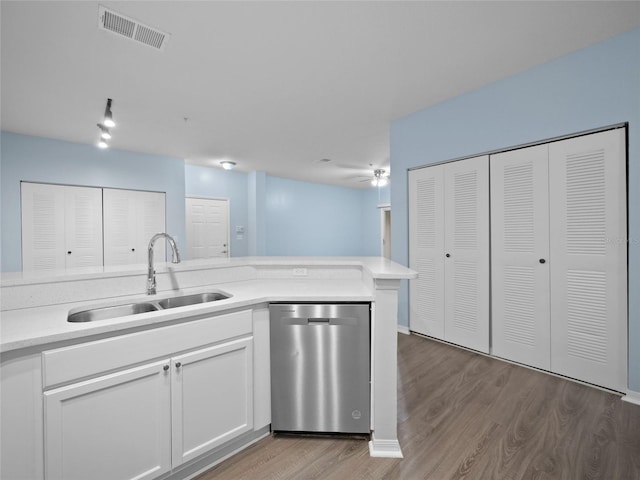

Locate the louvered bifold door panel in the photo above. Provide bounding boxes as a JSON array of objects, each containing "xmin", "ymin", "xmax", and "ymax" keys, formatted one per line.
[
  {"xmin": 21, "ymin": 182, "xmax": 66, "ymax": 271},
  {"xmin": 137, "ymin": 191, "xmax": 166, "ymax": 263},
  {"xmin": 64, "ymin": 186, "xmax": 103, "ymax": 269},
  {"xmin": 103, "ymin": 189, "xmax": 138, "ymax": 266},
  {"xmin": 490, "ymin": 145, "xmax": 551, "ymax": 369},
  {"xmin": 549, "ymin": 129, "xmax": 627, "ymax": 392},
  {"xmin": 443, "ymin": 156, "xmax": 490, "ymax": 353},
  {"xmin": 409, "ymin": 166, "xmax": 445, "ymax": 338}
]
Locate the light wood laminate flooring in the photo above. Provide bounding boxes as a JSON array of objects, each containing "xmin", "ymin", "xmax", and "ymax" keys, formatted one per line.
[{"xmin": 196, "ymin": 333, "xmax": 640, "ymax": 480}]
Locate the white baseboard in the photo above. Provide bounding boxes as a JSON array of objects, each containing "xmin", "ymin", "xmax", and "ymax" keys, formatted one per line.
[
  {"xmin": 368, "ymin": 434, "xmax": 403, "ymax": 458},
  {"xmin": 397, "ymin": 324, "xmax": 410, "ymax": 335},
  {"xmin": 622, "ymin": 389, "xmax": 640, "ymax": 406}
]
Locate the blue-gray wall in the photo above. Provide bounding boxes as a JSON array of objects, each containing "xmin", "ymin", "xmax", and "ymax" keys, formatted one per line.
[
  {"xmin": 390, "ymin": 28, "xmax": 640, "ymax": 390},
  {"xmin": 1, "ymin": 132, "xmax": 384, "ymax": 269},
  {"xmin": 265, "ymin": 175, "xmax": 381, "ymax": 256},
  {"xmin": 0, "ymin": 131, "xmax": 186, "ymax": 272}
]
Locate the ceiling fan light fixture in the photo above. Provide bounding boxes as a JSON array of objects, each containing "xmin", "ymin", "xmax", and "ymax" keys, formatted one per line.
[
  {"xmin": 220, "ymin": 160, "xmax": 236, "ymax": 170},
  {"xmin": 372, "ymin": 169, "xmax": 388, "ymax": 187}
]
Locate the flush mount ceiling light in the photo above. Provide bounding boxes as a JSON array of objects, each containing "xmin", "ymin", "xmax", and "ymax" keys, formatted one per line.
[
  {"xmin": 371, "ymin": 169, "xmax": 389, "ymax": 187},
  {"xmin": 220, "ymin": 161, "xmax": 236, "ymax": 170},
  {"xmin": 103, "ymin": 98, "xmax": 115, "ymax": 128}
]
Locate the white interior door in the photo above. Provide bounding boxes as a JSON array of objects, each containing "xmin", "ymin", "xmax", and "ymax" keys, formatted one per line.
[
  {"xmin": 491, "ymin": 145, "xmax": 551, "ymax": 369},
  {"xmin": 409, "ymin": 166, "xmax": 445, "ymax": 338},
  {"xmin": 549, "ymin": 128, "xmax": 627, "ymax": 392},
  {"xmin": 443, "ymin": 156, "xmax": 490, "ymax": 353},
  {"xmin": 186, "ymin": 197, "xmax": 229, "ymax": 259}
]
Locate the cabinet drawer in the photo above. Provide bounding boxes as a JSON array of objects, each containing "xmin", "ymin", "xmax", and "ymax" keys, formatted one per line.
[{"xmin": 42, "ymin": 309, "xmax": 252, "ymax": 388}]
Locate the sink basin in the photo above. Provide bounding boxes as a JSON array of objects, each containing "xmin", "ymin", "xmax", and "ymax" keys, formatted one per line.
[
  {"xmin": 67, "ymin": 291, "xmax": 231, "ymax": 322},
  {"xmin": 157, "ymin": 292, "xmax": 230, "ymax": 309},
  {"xmin": 68, "ymin": 302, "xmax": 159, "ymax": 323}
]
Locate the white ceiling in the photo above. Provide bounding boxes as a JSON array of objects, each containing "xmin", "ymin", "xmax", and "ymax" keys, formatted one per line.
[{"xmin": 2, "ymin": 1, "xmax": 639, "ymax": 188}]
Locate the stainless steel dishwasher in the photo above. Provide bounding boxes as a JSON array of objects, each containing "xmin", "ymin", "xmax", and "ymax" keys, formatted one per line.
[{"xmin": 270, "ymin": 303, "xmax": 370, "ymax": 434}]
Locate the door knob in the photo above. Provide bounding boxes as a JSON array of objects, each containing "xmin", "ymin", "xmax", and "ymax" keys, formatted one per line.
[
  {"xmin": 131, "ymin": 248, "xmax": 135, "ymax": 252},
  {"xmin": 67, "ymin": 251, "xmax": 72, "ymax": 255},
  {"xmin": 539, "ymin": 258, "xmax": 546, "ymax": 264},
  {"xmin": 445, "ymin": 253, "xmax": 450, "ymax": 258}
]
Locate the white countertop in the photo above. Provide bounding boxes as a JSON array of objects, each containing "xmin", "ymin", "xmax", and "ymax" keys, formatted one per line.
[
  {"xmin": 0, "ymin": 257, "xmax": 416, "ymax": 354},
  {"xmin": 0, "ymin": 256, "xmax": 416, "ymax": 287}
]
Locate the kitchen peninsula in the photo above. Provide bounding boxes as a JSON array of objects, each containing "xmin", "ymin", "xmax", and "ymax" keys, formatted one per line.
[{"xmin": 0, "ymin": 257, "xmax": 416, "ymax": 480}]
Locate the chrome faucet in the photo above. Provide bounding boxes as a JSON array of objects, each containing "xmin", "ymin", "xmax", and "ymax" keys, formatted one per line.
[{"xmin": 147, "ymin": 233, "xmax": 181, "ymax": 295}]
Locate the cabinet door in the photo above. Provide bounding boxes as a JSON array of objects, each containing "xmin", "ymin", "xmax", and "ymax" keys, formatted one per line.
[
  {"xmin": 491, "ymin": 145, "xmax": 551, "ymax": 369},
  {"xmin": 21, "ymin": 182, "xmax": 66, "ymax": 271},
  {"xmin": 63, "ymin": 186, "xmax": 103, "ymax": 268},
  {"xmin": 44, "ymin": 361, "xmax": 172, "ymax": 480},
  {"xmin": 443, "ymin": 156, "xmax": 490, "ymax": 353},
  {"xmin": 408, "ymin": 166, "xmax": 445, "ymax": 338},
  {"xmin": 171, "ymin": 337, "xmax": 253, "ymax": 466},
  {"xmin": 549, "ymin": 129, "xmax": 627, "ymax": 392}
]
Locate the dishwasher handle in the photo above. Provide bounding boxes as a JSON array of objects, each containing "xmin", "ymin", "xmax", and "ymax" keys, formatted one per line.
[{"xmin": 279, "ymin": 317, "xmax": 360, "ymax": 326}]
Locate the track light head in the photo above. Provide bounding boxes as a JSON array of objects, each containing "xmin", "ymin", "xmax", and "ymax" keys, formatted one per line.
[
  {"xmin": 103, "ymin": 98, "xmax": 115, "ymax": 128},
  {"xmin": 97, "ymin": 124, "xmax": 111, "ymax": 140}
]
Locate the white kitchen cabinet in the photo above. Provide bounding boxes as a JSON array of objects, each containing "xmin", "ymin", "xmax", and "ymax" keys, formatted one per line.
[
  {"xmin": 171, "ymin": 338, "xmax": 253, "ymax": 466},
  {"xmin": 491, "ymin": 129, "xmax": 627, "ymax": 391},
  {"xmin": 21, "ymin": 182, "xmax": 103, "ymax": 271},
  {"xmin": 43, "ymin": 309, "xmax": 254, "ymax": 480},
  {"xmin": 103, "ymin": 188, "xmax": 166, "ymax": 266},
  {"xmin": 409, "ymin": 155, "xmax": 490, "ymax": 353},
  {"xmin": 44, "ymin": 360, "xmax": 172, "ymax": 480}
]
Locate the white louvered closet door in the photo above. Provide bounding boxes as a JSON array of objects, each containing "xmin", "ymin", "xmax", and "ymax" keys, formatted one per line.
[
  {"xmin": 137, "ymin": 191, "xmax": 166, "ymax": 263},
  {"xmin": 491, "ymin": 145, "xmax": 551, "ymax": 369},
  {"xmin": 443, "ymin": 156, "xmax": 490, "ymax": 353},
  {"xmin": 549, "ymin": 129, "xmax": 627, "ymax": 392},
  {"xmin": 103, "ymin": 188, "xmax": 138, "ymax": 266},
  {"xmin": 408, "ymin": 166, "xmax": 445, "ymax": 338},
  {"xmin": 21, "ymin": 182, "xmax": 66, "ymax": 271},
  {"xmin": 63, "ymin": 186, "xmax": 103, "ymax": 269}
]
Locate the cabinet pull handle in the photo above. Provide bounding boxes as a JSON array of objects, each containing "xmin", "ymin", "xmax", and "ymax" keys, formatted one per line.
[
  {"xmin": 175, "ymin": 362, "xmax": 182, "ymax": 369},
  {"xmin": 163, "ymin": 365, "xmax": 169, "ymax": 371},
  {"xmin": 539, "ymin": 258, "xmax": 546, "ymax": 264},
  {"xmin": 445, "ymin": 253, "xmax": 450, "ymax": 258}
]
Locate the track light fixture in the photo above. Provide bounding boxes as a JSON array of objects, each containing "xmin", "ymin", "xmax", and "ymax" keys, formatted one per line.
[
  {"xmin": 97, "ymin": 98, "xmax": 115, "ymax": 149},
  {"xmin": 103, "ymin": 98, "xmax": 115, "ymax": 128}
]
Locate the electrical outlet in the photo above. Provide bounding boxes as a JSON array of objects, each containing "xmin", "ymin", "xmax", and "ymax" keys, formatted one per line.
[{"xmin": 293, "ymin": 268, "xmax": 307, "ymax": 277}]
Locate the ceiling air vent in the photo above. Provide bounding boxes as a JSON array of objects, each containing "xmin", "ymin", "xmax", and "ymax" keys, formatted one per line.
[{"xmin": 98, "ymin": 6, "xmax": 170, "ymax": 52}]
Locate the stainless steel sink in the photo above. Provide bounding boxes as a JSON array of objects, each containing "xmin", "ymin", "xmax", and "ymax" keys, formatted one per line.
[
  {"xmin": 67, "ymin": 291, "xmax": 231, "ymax": 322},
  {"xmin": 157, "ymin": 292, "xmax": 230, "ymax": 309},
  {"xmin": 68, "ymin": 302, "xmax": 160, "ymax": 323}
]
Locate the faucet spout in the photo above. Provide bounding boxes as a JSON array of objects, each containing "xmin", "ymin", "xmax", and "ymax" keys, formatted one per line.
[{"xmin": 147, "ymin": 233, "xmax": 181, "ymax": 295}]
